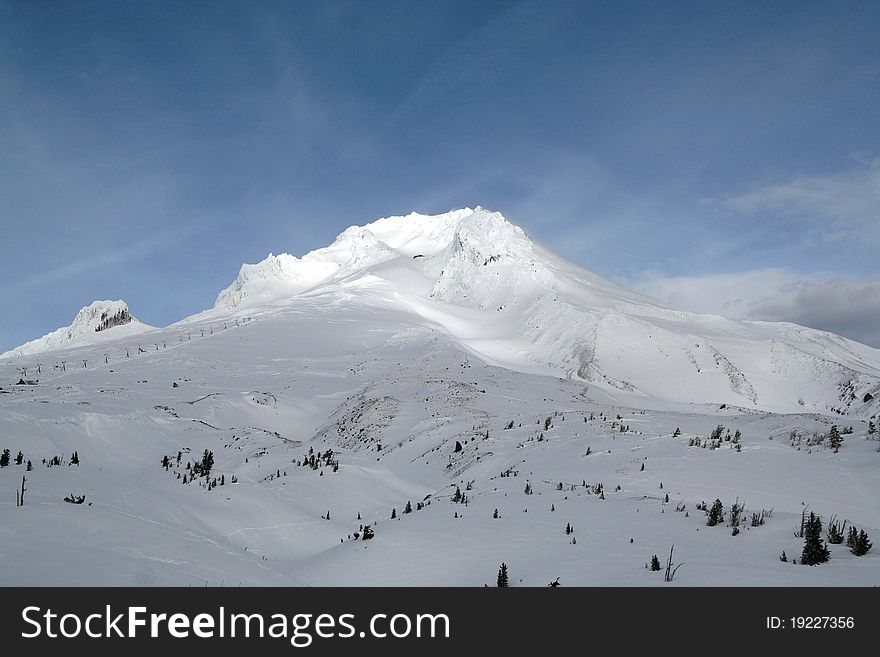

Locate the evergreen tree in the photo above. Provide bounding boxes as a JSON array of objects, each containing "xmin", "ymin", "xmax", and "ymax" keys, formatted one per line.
[
  {"xmin": 706, "ymin": 498, "xmax": 724, "ymax": 526},
  {"xmin": 0, "ymin": 449, "xmax": 9, "ymax": 467},
  {"xmin": 827, "ymin": 517, "xmax": 845, "ymax": 544},
  {"xmin": 672, "ymin": 428, "xmax": 681, "ymax": 437},
  {"xmin": 779, "ymin": 551, "xmax": 788, "ymax": 562},
  {"xmin": 26, "ymin": 460, "xmax": 33, "ymax": 471},
  {"xmin": 868, "ymin": 420, "xmax": 876, "ymax": 438},
  {"xmin": 199, "ymin": 449, "xmax": 214, "ymax": 476},
  {"xmin": 15, "ymin": 451, "xmax": 23, "ymax": 465},
  {"xmin": 650, "ymin": 555, "xmax": 661, "ymax": 571},
  {"xmin": 800, "ymin": 512, "xmax": 830, "ymax": 565},
  {"xmin": 70, "ymin": 451, "xmax": 79, "ymax": 465},
  {"xmin": 827, "ymin": 425, "xmax": 842, "ymax": 451},
  {"xmin": 361, "ymin": 525, "xmax": 374, "ymax": 540},
  {"xmin": 391, "ymin": 508, "xmax": 397, "ymax": 519},
  {"xmin": 850, "ymin": 529, "xmax": 872, "ymax": 556},
  {"xmin": 452, "ymin": 486, "xmax": 462, "ymax": 503},
  {"xmin": 497, "ymin": 562, "xmax": 509, "ymax": 587},
  {"xmin": 493, "ymin": 508, "xmax": 500, "ymax": 519},
  {"xmin": 403, "ymin": 501, "xmax": 412, "ymax": 514}
]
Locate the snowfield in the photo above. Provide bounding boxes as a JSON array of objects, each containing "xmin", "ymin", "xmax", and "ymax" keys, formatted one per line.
[{"xmin": 0, "ymin": 208, "xmax": 877, "ymax": 586}]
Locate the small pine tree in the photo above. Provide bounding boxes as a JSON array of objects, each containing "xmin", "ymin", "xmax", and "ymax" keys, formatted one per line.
[
  {"xmin": 403, "ymin": 501, "xmax": 412, "ymax": 514},
  {"xmin": 672, "ymin": 428, "xmax": 681, "ymax": 437},
  {"xmin": 391, "ymin": 508, "xmax": 397, "ymax": 519},
  {"xmin": 361, "ymin": 525, "xmax": 374, "ymax": 540},
  {"xmin": 493, "ymin": 508, "xmax": 500, "ymax": 519},
  {"xmin": 851, "ymin": 529, "xmax": 872, "ymax": 556},
  {"xmin": 204, "ymin": 449, "xmax": 214, "ymax": 473},
  {"xmin": 70, "ymin": 451, "xmax": 79, "ymax": 465},
  {"xmin": 497, "ymin": 562, "xmax": 509, "ymax": 587},
  {"xmin": 868, "ymin": 420, "xmax": 876, "ymax": 438},
  {"xmin": 650, "ymin": 555, "xmax": 661, "ymax": 571},
  {"xmin": 452, "ymin": 486, "xmax": 462, "ymax": 503},
  {"xmin": 779, "ymin": 550, "xmax": 788, "ymax": 562},
  {"xmin": 0, "ymin": 449, "xmax": 9, "ymax": 467},
  {"xmin": 800, "ymin": 512, "xmax": 830, "ymax": 565},
  {"xmin": 827, "ymin": 425, "xmax": 842, "ymax": 451},
  {"xmin": 729, "ymin": 498, "xmax": 744, "ymax": 528},
  {"xmin": 15, "ymin": 451, "xmax": 23, "ymax": 465},
  {"xmin": 827, "ymin": 516, "xmax": 846, "ymax": 544},
  {"xmin": 707, "ymin": 498, "xmax": 724, "ymax": 526},
  {"xmin": 564, "ymin": 522, "xmax": 573, "ymax": 535},
  {"xmin": 26, "ymin": 460, "xmax": 33, "ymax": 471}
]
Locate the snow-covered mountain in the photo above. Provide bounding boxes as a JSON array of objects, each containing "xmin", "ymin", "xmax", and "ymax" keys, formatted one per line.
[
  {"xmin": 1, "ymin": 208, "xmax": 878, "ymax": 587},
  {"xmin": 212, "ymin": 207, "xmax": 880, "ymax": 417},
  {"xmin": 0, "ymin": 300, "xmax": 154, "ymax": 359}
]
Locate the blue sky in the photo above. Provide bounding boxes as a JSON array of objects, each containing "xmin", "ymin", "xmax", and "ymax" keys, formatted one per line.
[{"xmin": 2, "ymin": 0, "xmax": 879, "ymax": 350}]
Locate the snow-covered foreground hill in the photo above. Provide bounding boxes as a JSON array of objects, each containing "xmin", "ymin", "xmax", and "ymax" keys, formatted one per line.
[{"xmin": 0, "ymin": 208, "xmax": 878, "ymax": 586}]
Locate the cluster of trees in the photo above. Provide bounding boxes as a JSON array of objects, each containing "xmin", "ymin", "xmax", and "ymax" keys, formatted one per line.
[
  {"xmin": 44, "ymin": 452, "xmax": 77, "ymax": 468},
  {"xmin": 793, "ymin": 511, "xmax": 872, "ymax": 565},
  {"xmin": 190, "ymin": 449, "xmax": 214, "ymax": 477},
  {"xmin": 788, "ymin": 426, "xmax": 849, "ymax": 452},
  {"xmin": 1, "ymin": 449, "xmax": 37, "ymax": 471},
  {"xmin": 391, "ymin": 498, "xmax": 431, "ymax": 519},
  {"xmin": 298, "ymin": 447, "xmax": 339, "ymax": 473},
  {"xmin": 94, "ymin": 309, "xmax": 132, "ymax": 333},
  {"xmin": 687, "ymin": 425, "xmax": 742, "ymax": 451},
  {"xmin": 162, "ymin": 449, "xmax": 235, "ymax": 490},
  {"xmin": 702, "ymin": 497, "xmax": 772, "ymax": 536}
]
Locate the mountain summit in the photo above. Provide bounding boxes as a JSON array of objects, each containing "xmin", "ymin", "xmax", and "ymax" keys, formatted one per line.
[{"xmin": 211, "ymin": 207, "xmax": 880, "ymax": 416}]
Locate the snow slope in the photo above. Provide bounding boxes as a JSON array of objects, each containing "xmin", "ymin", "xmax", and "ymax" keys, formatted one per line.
[
  {"xmin": 0, "ymin": 300, "xmax": 155, "ymax": 359},
  {"xmin": 0, "ymin": 208, "xmax": 878, "ymax": 587}
]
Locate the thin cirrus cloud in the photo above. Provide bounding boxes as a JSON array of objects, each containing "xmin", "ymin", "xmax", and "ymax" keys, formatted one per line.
[
  {"xmin": 717, "ymin": 158, "xmax": 880, "ymax": 247},
  {"xmin": 632, "ymin": 269, "xmax": 880, "ymax": 348}
]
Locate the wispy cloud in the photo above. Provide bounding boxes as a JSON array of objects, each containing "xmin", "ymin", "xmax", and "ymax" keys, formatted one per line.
[
  {"xmin": 631, "ymin": 269, "xmax": 880, "ymax": 347},
  {"xmin": 0, "ymin": 226, "xmax": 196, "ymax": 301},
  {"xmin": 718, "ymin": 158, "xmax": 880, "ymax": 246},
  {"xmin": 390, "ymin": 0, "xmax": 573, "ymax": 122}
]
